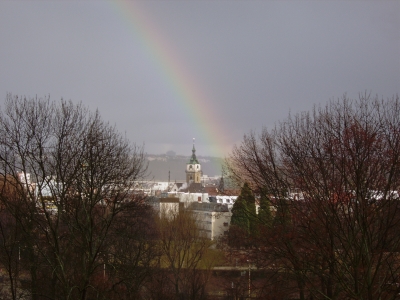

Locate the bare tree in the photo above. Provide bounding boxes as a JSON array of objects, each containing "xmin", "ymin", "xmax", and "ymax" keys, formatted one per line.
[
  {"xmin": 0, "ymin": 94, "xmax": 149, "ymax": 300},
  {"xmin": 227, "ymin": 94, "xmax": 400, "ymax": 299},
  {"xmin": 156, "ymin": 207, "xmax": 216, "ymax": 300},
  {"xmin": 101, "ymin": 200, "xmax": 160, "ymax": 299},
  {"xmin": 0, "ymin": 176, "xmax": 26, "ymax": 300}
]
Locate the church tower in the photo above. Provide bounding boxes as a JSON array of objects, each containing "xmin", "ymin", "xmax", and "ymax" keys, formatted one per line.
[{"xmin": 186, "ymin": 139, "xmax": 202, "ymax": 184}]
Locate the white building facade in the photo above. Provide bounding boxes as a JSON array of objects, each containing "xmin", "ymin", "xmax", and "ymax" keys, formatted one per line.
[{"xmin": 189, "ymin": 202, "xmax": 232, "ymax": 240}]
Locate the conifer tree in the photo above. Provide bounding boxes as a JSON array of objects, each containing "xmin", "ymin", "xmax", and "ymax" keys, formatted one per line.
[
  {"xmin": 230, "ymin": 182, "xmax": 257, "ymax": 236},
  {"xmin": 258, "ymin": 188, "xmax": 273, "ymax": 228},
  {"xmin": 230, "ymin": 193, "xmax": 249, "ymax": 234}
]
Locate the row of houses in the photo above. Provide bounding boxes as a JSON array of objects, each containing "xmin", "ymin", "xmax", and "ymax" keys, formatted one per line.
[{"xmin": 14, "ymin": 169, "xmax": 238, "ymax": 242}]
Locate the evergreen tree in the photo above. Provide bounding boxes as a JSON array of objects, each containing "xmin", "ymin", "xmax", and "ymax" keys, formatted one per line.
[
  {"xmin": 230, "ymin": 182, "xmax": 257, "ymax": 236},
  {"xmin": 230, "ymin": 195, "xmax": 249, "ymax": 234},
  {"xmin": 258, "ymin": 188, "xmax": 273, "ymax": 228}
]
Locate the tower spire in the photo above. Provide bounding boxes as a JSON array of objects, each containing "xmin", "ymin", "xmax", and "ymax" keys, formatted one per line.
[
  {"xmin": 190, "ymin": 138, "xmax": 199, "ymax": 164},
  {"xmin": 186, "ymin": 138, "xmax": 202, "ymax": 184}
]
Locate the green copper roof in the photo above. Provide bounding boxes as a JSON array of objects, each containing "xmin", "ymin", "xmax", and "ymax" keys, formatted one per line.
[{"xmin": 189, "ymin": 144, "xmax": 199, "ymax": 164}]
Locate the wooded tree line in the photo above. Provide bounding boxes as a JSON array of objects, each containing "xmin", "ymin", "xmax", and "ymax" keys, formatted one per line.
[
  {"xmin": 0, "ymin": 95, "xmax": 215, "ymax": 300},
  {"xmin": 226, "ymin": 94, "xmax": 400, "ymax": 299}
]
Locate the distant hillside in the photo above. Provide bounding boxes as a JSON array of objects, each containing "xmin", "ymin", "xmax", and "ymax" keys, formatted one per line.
[{"xmin": 145, "ymin": 155, "xmax": 224, "ymax": 181}]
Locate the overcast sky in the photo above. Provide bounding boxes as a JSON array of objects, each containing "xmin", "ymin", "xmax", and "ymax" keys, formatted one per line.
[{"xmin": 0, "ymin": 1, "xmax": 399, "ymax": 157}]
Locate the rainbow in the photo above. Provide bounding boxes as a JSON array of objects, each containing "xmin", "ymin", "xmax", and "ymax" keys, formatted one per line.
[{"xmin": 110, "ymin": 0, "xmax": 230, "ymax": 158}]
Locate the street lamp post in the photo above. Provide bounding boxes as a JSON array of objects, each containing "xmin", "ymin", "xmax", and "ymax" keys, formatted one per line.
[
  {"xmin": 247, "ymin": 260, "xmax": 251, "ymax": 299},
  {"xmin": 103, "ymin": 263, "xmax": 106, "ymax": 281}
]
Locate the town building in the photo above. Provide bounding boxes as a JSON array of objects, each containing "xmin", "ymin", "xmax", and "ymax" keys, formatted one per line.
[{"xmin": 189, "ymin": 202, "xmax": 232, "ymax": 240}]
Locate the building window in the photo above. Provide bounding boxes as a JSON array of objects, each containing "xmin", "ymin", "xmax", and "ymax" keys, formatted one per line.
[{"xmin": 223, "ymin": 222, "xmax": 229, "ymax": 227}]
